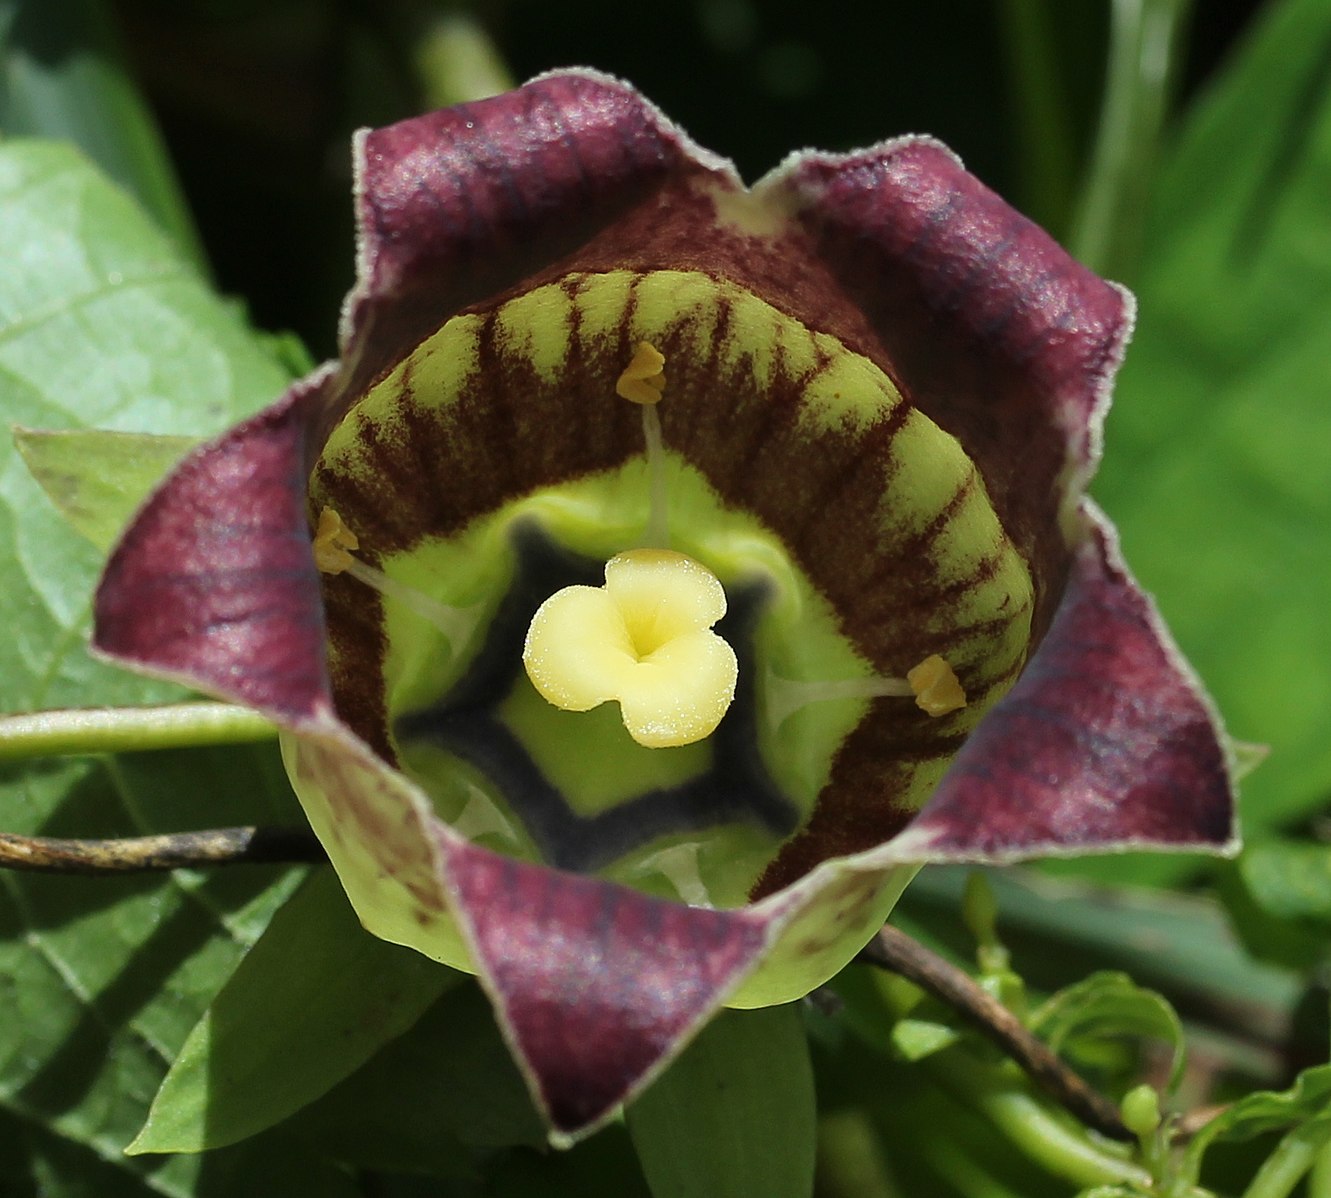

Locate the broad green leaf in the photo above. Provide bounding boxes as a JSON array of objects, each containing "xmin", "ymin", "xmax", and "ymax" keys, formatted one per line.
[
  {"xmin": 1029, "ymin": 972, "xmax": 1185, "ymax": 1092},
  {"xmin": 287, "ymin": 979, "xmax": 545, "ymax": 1172},
  {"xmin": 1083, "ymin": 0, "xmax": 1331, "ymax": 881},
  {"xmin": 0, "ymin": 139, "xmax": 308, "ymax": 1193},
  {"xmin": 1180, "ymin": 1062, "xmax": 1331, "ymax": 1184},
  {"xmin": 14, "ymin": 427, "xmax": 198, "ymax": 551},
  {"xmin": 626, "ymin": 1004, "xmax": 815, "ymax": 1198},
  {"xmin": 130, "ymin": 868, "xmax": 460, "ymax": 1154}
]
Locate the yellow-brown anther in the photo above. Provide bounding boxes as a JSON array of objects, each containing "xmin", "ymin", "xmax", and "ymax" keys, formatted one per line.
[
  {"xmin": 616, "ymin": 341, "xmax": 667, "ymax": 405},
  {"xmin": 907, "ymin": 654, "xmax": 967, "ymax": 717},
  {"xmin": 313, "ymin": 507, "xmax": 359, "ymax": 574}
]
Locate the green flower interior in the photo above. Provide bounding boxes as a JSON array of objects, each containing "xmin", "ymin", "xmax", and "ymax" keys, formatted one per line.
[{"xmin": 310, "ymin": 269, "xmax": 1034, "ymax": 909}]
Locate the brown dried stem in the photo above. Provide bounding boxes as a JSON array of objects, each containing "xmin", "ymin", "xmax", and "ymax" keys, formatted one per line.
[
  {"xmin": 0, "ymin": 826, "xmax": 326, "ymax": 874},
  {"xmin": 861, "ymin": 922, "xmax": 1134, "ymax": 1142}
]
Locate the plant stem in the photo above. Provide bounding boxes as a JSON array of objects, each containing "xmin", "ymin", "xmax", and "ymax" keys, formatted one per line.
[
  {"xmin": 1307, "ymin": 1137, "xmax": 1331, "ymax": 1198},
  {"xmin": 391, "ymin": 3, "xmax": 514, "ymax": 109},
  {"xmin": 1070, "ymin": 0, "xmax": 1195, "ymax": 281},
  {"xmin": 861, "ymin": 924, "xmax": 1133, "ymax": 1141},
  {"xmin": 927, "ymin": 1048, "xmax": 1152, "ymax": 1189},
  {"xmin": 0, "ymin": 826, "xmax": 324, "ymax": 874},
  {"xmin": 1241, "ymin": 1120, "xmax": 1331, "ymax": 1198},
  {"xmin": 996, "ymin": 0, "xmax": 1079, "ymax": 234},
  {"xmin": 0, "ymin": 702, "xmax": 277, "ymax": 762}
]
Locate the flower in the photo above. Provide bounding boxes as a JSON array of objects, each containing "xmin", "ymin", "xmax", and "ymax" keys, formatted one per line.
[{"xmin": 92, "ymin": 70, "xmax": 1237, "ymax": 1143}]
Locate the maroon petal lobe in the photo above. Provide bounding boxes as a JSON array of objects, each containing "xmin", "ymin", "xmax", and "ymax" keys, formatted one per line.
[
  {"xmin": 343, "ymin": 69, "xmax": 731, "ymax": 396},
  {"xmin": 890, "ymin": 504, "xmax": 1236, "ymax": 861},
  {"xmin": 773, "ymin": 141, "xmax": 1131, "ymax": 630},
  {"xmin": 93, "ymin": 371, "xmax": 334, "ymax": 720},
  {"xmin": 437, "ymin": 833, "xmax": 775, "ymax": 1138}
]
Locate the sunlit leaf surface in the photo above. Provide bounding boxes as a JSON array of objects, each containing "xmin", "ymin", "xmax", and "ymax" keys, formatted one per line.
[{"xmin": 0, "ymin": 140, "xmax": 310, "ymax": 1193}]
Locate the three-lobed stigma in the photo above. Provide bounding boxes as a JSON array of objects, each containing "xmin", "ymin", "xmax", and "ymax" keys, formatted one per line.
[{"xmin": 522, "ymin": 548, "xmax": 739, "ymax": 749}]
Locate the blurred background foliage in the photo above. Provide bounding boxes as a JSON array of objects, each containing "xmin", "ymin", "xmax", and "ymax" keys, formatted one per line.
[
  {"xmin": 5, "ymin": 0, "xmax": 1331, "ymax": 1194},
  {"xmin": 2, "ymin": 0, "xmax": 1262, "ymax": 348}
]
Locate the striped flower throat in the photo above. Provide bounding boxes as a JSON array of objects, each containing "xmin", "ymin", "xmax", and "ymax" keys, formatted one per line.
[
  {"xmin": 315, "ymin": 341, "xmax": 965, "ymax": 753},
  {"xmin": 308, "ymin": 270, "xmax": 1033, "ymax": 908},
  {"xmin": 312, "ymin": 338, "xmax": 971, "ymax": 907}
]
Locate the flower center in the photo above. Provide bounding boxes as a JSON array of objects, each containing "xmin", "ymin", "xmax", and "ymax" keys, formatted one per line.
[{"xmin": 306, "ymin": 269, "xmax": 1035, "ymax": 907}]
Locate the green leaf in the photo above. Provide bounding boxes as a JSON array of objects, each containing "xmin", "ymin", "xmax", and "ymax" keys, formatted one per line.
[
  {"xmin": 1030, "ymin": 972, "xmax": 1185, "ymax": 1092},
  {"xmin": 0, "ymin": 139, "xmax": 308, "ymax": 1192},
  {"xmin": 0, "ymin": 0, "xmax": 206, "ymax": 267},
  {"xmin": 1223, "ymin": 839, "xmax": 1331, "ymax": 970},
  {"xmin": 14, "ymin": 427, "xmax": 198, "ymax": 551},
  {"xmin": 892, "ymin": 1017, "xmax": 961, "ymax": 1062},
  {"xmin": 626, "ymin": 1004, "xmax": 815, "ymax": 1198},
  {"xmin": 1239, "ymin": 838, "xmax": 1331, "ymax": 930},
  {"xmin": 1083, "ymin": 0, "xmax": 1331, "ymax": 879},
  {"xmin": 129, "ymin": 868, "xmax": 460, "ymax": 1154},
  {"xmin": 901, "ymin": 868, "xmax": 1303, "ymax": 1057},
  {"xmin": 1180, "ymin": 1062, "xmax": 1331, "ymax": 1184},
  {"xmin": 287, "ymin": 979, "xmax": 545, "ymax": 1173}
]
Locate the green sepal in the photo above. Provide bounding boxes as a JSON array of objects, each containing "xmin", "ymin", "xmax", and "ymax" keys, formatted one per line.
[
  {"xmin": 14, "ymin": 427, "xmax": 198, "ymax": 552},
  {"xmin": 626, "ymin": 1004, "xmax": 815, "ymax": 1198},
  {"xmin": 128, "ymin": 868, "xmax": 461, "ymax": 1154}
]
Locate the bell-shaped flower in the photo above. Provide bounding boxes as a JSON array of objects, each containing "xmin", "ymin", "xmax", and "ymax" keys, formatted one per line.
[{"xmin": 92, "ymin": 70, "xmax": 1237, "ymax": 1143}]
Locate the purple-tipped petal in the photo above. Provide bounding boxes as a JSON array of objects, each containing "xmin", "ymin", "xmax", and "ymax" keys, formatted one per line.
[
  {"xmin": 94, "ymin": 371, "xmax": 334, "ymax": 720},
  {"xmin": 889, "ymin": 504, "xmax": 1237, "ymax": 862},
  {"xmin": 771, "ymin": 140, "xmax": 1132, "ymax": 626},
  {"xmin": 342, "ymin": 69, "xmax": 734, "ymax": 397},
  {"xmin": 437, "ymin": 834, "xmax": 773, "ymax": 1137}
]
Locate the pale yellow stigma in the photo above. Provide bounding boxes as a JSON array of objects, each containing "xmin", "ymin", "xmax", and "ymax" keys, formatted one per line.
[
  {"xmin": 522, "ymin": 549, "xmax": 738, "ymax": 749},
  {"xmin": 615, "ymin": 341, "xmax": 666, "ymax": 405},
  {"xmin": 907, "ymin": 654, "xmax": 967, "ymax": 716}
]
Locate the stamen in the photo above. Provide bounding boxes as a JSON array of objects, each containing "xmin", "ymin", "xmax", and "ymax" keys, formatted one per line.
[
  {"xmin": 312, "ymin": 506, "xmax": 359, "ymax": 573},
  {"xmin": 615, "ymin": 341, "xmax": 666, "ymax": 405},
  {"xmin": 312, "ymin": 506, "xmax": 476, "ymax": 650},
  {"xmin": 522, "ymin": 548, "xmax": 738, "ymax": 749},
  {"xmin": 617, "ymin": 341, "xmax": 669, "ymax": 548},
  {"xmin": 765, "ymin": 672, "xmax": 913, "ymax": 730},
  {"xmin": 766, "ymin": 654, "xmax": 966, "ymax": 727},
  {"xmin": 907, "ymin": 654, "xmax": 967, "ymax": 716}
]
